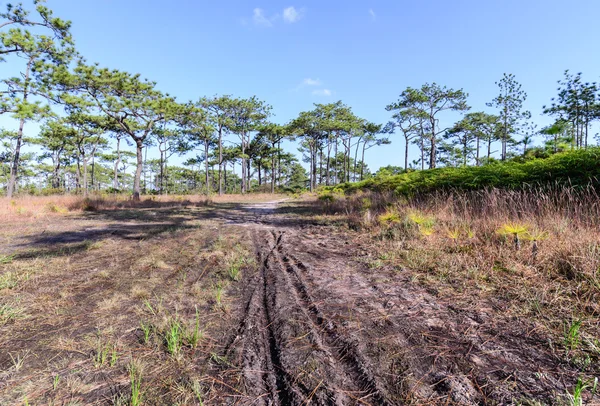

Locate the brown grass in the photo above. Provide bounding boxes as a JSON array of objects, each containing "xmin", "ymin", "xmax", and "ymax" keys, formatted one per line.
[
  {"xmin": 317, "ymin": 186, "xmax": 600, "ymax": 402},
  {"xmin": 0, "ymin": 212, "xmax": 256, "ymax": 405},
  {"xmin": 0, "ymin": 193, "xmax": 288, "ymax": 221}
]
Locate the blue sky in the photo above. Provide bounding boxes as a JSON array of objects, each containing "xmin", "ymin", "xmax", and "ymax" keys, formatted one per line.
[{"xmin": 3, "ymin": 0, "xmax": 600, "ymax": 172}]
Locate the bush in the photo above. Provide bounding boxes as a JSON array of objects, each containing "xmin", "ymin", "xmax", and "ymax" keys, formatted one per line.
[{"xmin": 332, "ymin": 148, "xmax": 600, "ymax": 196}]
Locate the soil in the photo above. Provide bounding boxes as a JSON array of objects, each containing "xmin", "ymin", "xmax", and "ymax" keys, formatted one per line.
[{"xmin": 0, "ymin": 198, "xmax": 593, "ymax": 405}]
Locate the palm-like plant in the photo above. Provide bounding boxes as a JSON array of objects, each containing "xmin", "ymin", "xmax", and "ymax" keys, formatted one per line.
[
  {"xmin": 523, "ymin": 228, "xmax": 549, "ymax": 262},
  {"xmin": 497, "ymin": 223, "xmax": 529, "ymax": 250}
]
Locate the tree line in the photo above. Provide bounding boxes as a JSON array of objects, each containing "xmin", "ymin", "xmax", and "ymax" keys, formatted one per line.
[{"xmin": 1, "ymin": 2, "xmax": 599, "ymax": 199}]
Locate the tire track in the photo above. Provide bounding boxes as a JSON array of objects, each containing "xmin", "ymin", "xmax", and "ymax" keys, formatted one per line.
[{"xmin": 274, "ymin": 231, "xmax": 391, "ymax": 406}]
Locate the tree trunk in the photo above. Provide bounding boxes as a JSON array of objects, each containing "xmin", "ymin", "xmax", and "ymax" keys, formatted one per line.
[
  {"xmin": 218, "ymin": 127, "xmax": 223, "ymax": 196},
  {"xmin": 6, "ymin": 57, "xmax": 33, "ymax": 198},
  {"xmin": 241, "ymin": 133, "xmax": 246, "ymax": 194},
  {"xmin": 429, "ymin": 116, "xmax": 436, "ymax": 169},
  {"xmin": 246, "ymin": 159, "xmax": 251, "ymax": 192},
  {"xmin": 114, "ymin": 136, "xmax": 121, "ymax": 190},
  {"xmin": 52, "ymin": 153, "xmax": 61, "ymax": 189},
  {"xmin": 91, "ymin": 156, "xmax": 95, "ymax": 190},
  {"xmin": 312, "ymin": 145, "xmax": 317, "ymax": 191},
  {"xmin": 83, "ymin": 156, "xmax": 88, "ymax": 198},
  {"xmin": 361, "ymin": 142, "xmax": 367, "ymax": 181},
  {"xmin": 257, "ymin": 162, "xmax": 262, "ymax": 186},
  {"xmin": 420, "ymin": 138, "xmax": 425, "ymax": 170},
  {"xmin": 205, "ymin": 140, "xmax": 210, "ymax": 195},
  {"xmin": 325, "ymin": 138, "xmax": 331, "ymax": 186},
  {"xmin": 476, "ymin": 136, "xmax": 480, "ymax": 166},
  {"xmin": 353, "ymin": 137, "xmax": 362, "ymax": 182},
  {"xmin": 143, "ymin": 146, "xmax": 148, "ymax": 194},
  {"xmin": 271, "ymin": 143, "xmax": 276, "ymax": 194},
  {"xmin": 277, "ymin": 140, "xmax": 282, "ymax": 188},
  {"xmin": 404, "ymin": 135, "xmax": 409, "ymax": 170},
  {"xmin": 133, "ymin": 139, "xmax": 144, "ymax": 201},
  {"xmin": 333, "ymin": 137, "xmax": 338, "ymax": 185}
]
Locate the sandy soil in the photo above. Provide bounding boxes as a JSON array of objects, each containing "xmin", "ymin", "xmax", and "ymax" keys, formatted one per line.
[{"xmin": 0, "ymin": 198, "xmax": 594, "ymax": 405}]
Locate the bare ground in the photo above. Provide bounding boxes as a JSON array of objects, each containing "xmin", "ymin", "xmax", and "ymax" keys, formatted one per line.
[{"xmin": 0, "ymin": 198, "xmax": 596, "ymax": 405}]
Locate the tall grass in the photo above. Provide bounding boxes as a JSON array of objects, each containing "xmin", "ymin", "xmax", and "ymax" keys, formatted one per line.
[{"xmin": 319, "ymin": 184, "xmax": 600, "ymax": 369}]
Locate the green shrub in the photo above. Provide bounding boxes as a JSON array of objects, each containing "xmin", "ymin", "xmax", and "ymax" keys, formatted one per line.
[{"xmin": 331, "ymin": 149, "xmax": 600, "ymax": 196}]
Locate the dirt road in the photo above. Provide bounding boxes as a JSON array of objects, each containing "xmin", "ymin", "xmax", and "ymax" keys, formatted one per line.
[
  {"xmin": 216, "ymin": 200, "xmax": 581, "ymax": 405},
  {"xmin": 0, "ymin": 198, "xmax": 590, "ymax": 405}
]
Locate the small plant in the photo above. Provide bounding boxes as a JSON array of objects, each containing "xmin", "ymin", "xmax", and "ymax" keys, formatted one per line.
[
  {"xmin": 564, "ymin": 319, "xmax": 582, "ymax": 353},
  {"xmin": 0, "ymin": 271, "xmax": 30, "ymax": 290},
  {"xmin": 191, "ymin": 379, "xmax": 204, "ymax": 405},
  {"xmin": 140, "ymin": 321, "xmax": 152, "ymax": 344},
  {"xmin": 214, "ymin": 284, "xmax": 224, "ymax": 306},
  {"xmin": 165, "ymin": 319, "xmax": 182, "ymax": 355},
  {"xmin": 185, "ymin": 307, "xmax": 204, "ymax": 348},
  {"xmin": 407, "ymin": 210, "xmax": 435, "ymax": 236},
  {"xmin": 94, "ymin": 341, "xmax": 118, "ymax": 367},
  {"xmin": 522, "ymin": 228, "xmax": 549, "ymax": 262},
  {"xmin": 418, "ymin": 224, "xmax": 435, "ymax": 237},
  {"xmin": 497, "ymin": 222, "xmax": 529, "ymax": 250},
  {"xmin": 0, "ymin": 254, "xmax": 15, "ymax": 265},
  {"xmin": 228, "ymin": 263, "xmax": 241, "ymax": 281},
  {"xmin": 464, "ymin": 225, "xmax": 475, "ymax": 239},
  {"xmin": 9, "ymin": 351, "xmax": 27, "ymax": 371},
  {"xmin": 53, "ymin": 374, "xmax": 61, "ymax": 391},
  {"xmin": 46, "ymin": 202, "xmax": 67, "ymax": 213},
  {"xmin": 378, "ymin": 207, "xmax": 402, "ymax": 226},
  {"xmin": 446, "ymin": 227, "xmax": 461, "ymax": 241},
  {"xmin": 128, "ymin": 361, "xmax": 143, "ymax": 406},
  {"xmin": 566, "ymin": 376, "xmax": 598, "ymax": 406},
  {"xmin": 0, "ymin": 303, "xmax": 24, "ymax": 325}
]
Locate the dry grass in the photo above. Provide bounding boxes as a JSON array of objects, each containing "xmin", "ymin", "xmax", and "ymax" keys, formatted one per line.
[
  {"xmin": 318, "ymin": 186, "xmax": 600, "ymax": 402},
  {"xmin": 0, "ymin": 193, "xmax": 288, "ymax": 221},
  {"xmin": 0, "ymin": 212, "xmax": 256, "ymax": 405}
]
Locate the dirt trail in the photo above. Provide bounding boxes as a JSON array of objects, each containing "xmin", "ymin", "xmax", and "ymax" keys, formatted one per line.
[{"xmin": 221, "ymin": 200, "xmax": 580, "ymax": 405}]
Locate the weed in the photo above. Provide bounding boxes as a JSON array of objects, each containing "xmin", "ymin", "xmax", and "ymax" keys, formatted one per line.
[
  {"xmin": 140, "ymin": 321, "xmax": 152, "ymax": 344},
  {"xmin": 9, "ymin": 350, "xmax": 28, "ymax": 371},
  {"xmin": 94, "ymin": 341, "xmax": 118, "ymax": 367},
  {"xmin": 165, "ymin": 319, "xmax": 183, "ymax": 355},
  {"xmin": 128, "ymin": 361, "xmax": 143, "ymax": 406},
  {"xmin": 209, "ymin": 352, "xmax": 229, "ymax": 366},
  {"xmin": 497, "ymin": 222, "xmax": 529, "ymax": 250},
  {"xmin": 214, "ymin": 284, "xmax": 224, "ymax": 306},
  {"xmin": 185, "ymin": 307, "xmax": 204, "ymax": 348},
  {"xmin": 191, "ymin": 379, "xmax": 204, "ymax": 405},
  {"xmin": 407, "ymin": 210, "xmax": 435, "ymax": 227},
  {"xmin": 564, "ymin": 319, "xmax": 582, "ymax": 353},
  {"xmin": 53, "ymin": 374, "xmax": 61, "ymax": 390},
  {"xmin": 378, "ymin": 207, "xmax": 402, "ymax": 226},
  {"xmin": 227, "ymin": 263, "xmax": 241, "ymax": 281},
  {"xmin": 0, "ymin": 302, "xmax": 24, "ymax": 325},
  {"xmin": 446, "ymin": 227, "xmax": 461, "ymax": 242},
  {"xmin": 565, "ymin": 376, "xmax": 598, "ymax": 406},
  {"xmin": 0, "ymin": 271, "xmax": 30, "ymax": 290},
  {"xmin": 523, "ymin": 228, "xmax": 549, "ymax": 262},
  {"xmin": 0, "ymin": 254, "xmax": 15, "ymax": 264}
]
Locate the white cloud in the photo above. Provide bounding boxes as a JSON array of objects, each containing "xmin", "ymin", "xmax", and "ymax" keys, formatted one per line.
[
  {"xmin": 303, "ymin": 78, "xmax": 321, "ymax": 86},
  {"xmin": 283, "ymin": 6, "xmax": 303, "ymax": 23},
  {"xmin": 369, "ymin": 8, "xmax": 376, "ymax": 21},
  {"xmin": 253, "ymin": 8, "xmax": 273, "ymax": 26},
  {"xmin": 312, "ymin": 89, "xmax": 332, "ymax": 96}
]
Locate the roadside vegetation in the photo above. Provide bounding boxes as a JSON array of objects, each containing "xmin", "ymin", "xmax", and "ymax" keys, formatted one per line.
[{"xmin": 316, "ymin": 176, "xmax": 600, "ymax": 403}]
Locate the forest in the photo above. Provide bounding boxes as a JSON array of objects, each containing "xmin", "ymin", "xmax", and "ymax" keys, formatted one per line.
[{"xmin": 1, "ymin": 2, "xmax": 599, "ymax": 199}]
